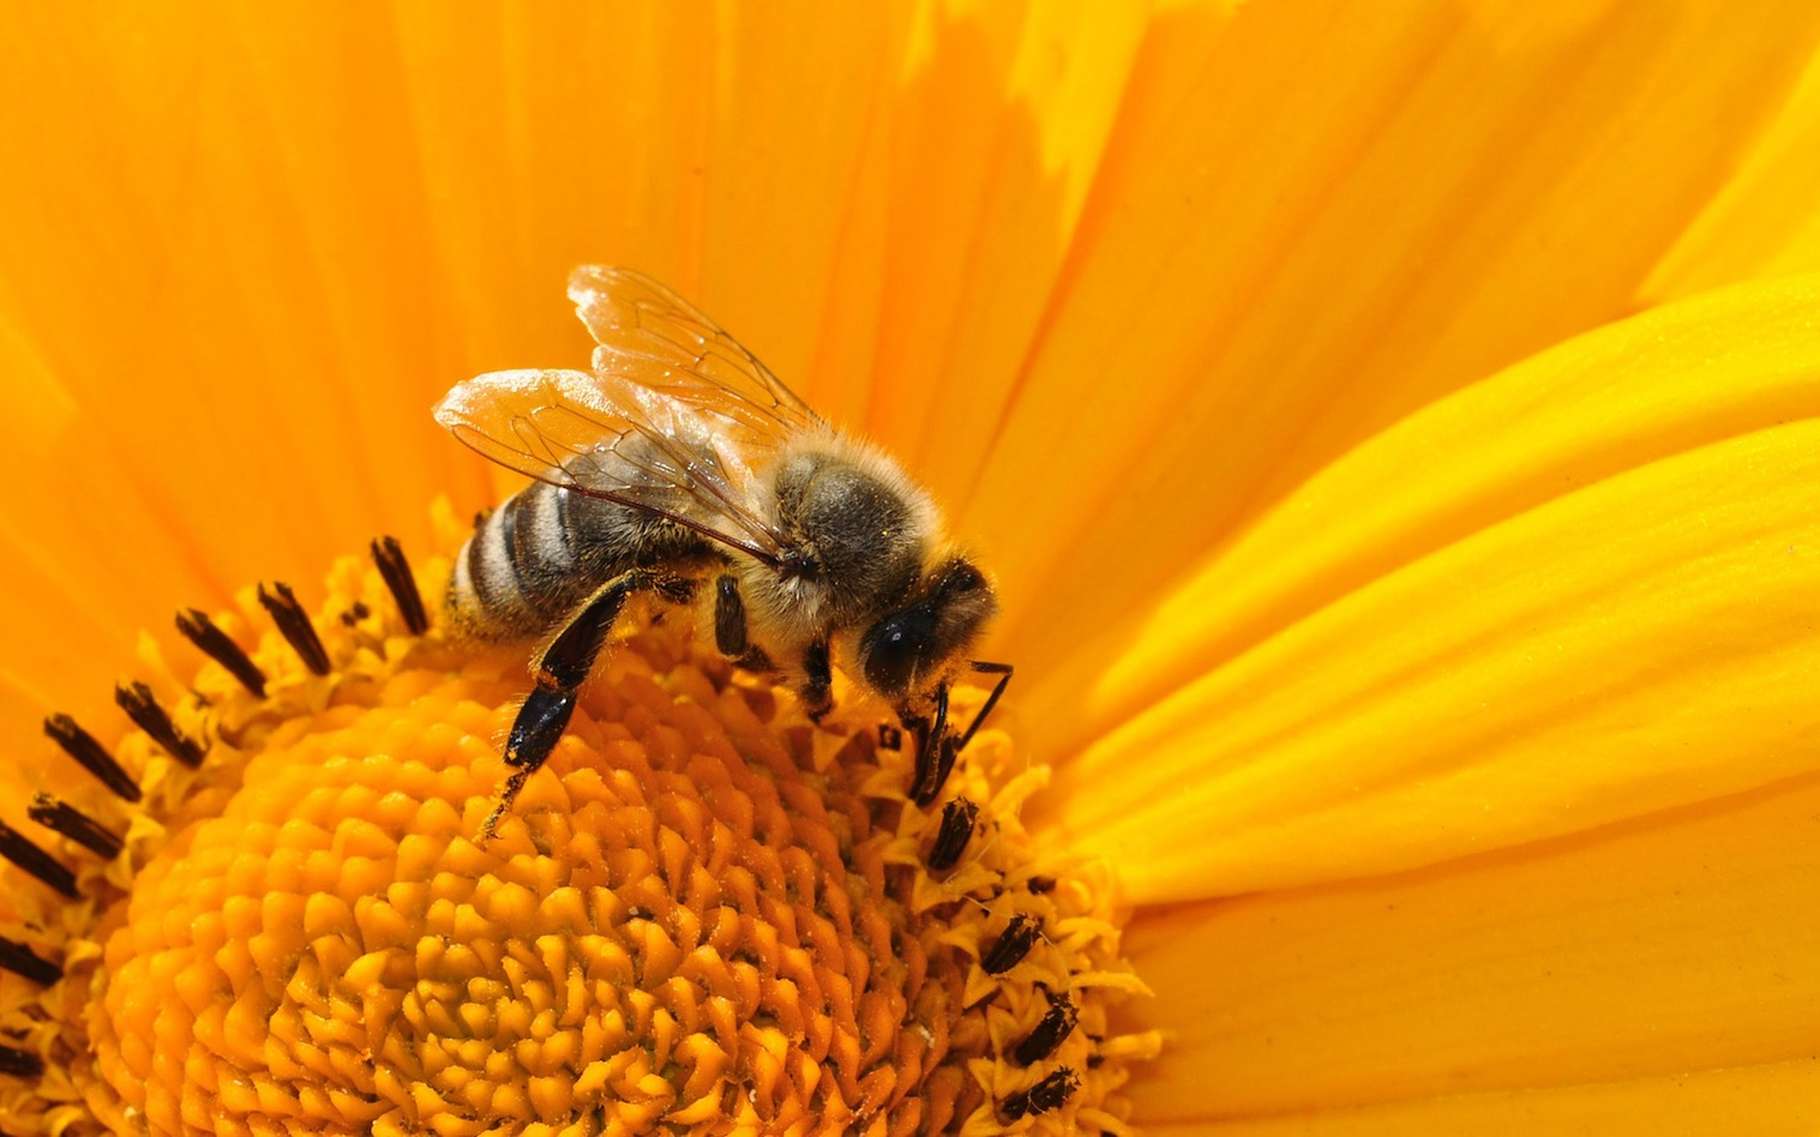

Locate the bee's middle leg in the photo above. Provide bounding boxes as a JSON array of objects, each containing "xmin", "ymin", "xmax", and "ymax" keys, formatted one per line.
[{"xmin": 714, "ymin": 574, "xmax": 748, "ymax": 657}]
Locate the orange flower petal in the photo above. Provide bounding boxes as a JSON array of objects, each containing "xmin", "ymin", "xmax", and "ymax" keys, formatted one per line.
[
  {"xmin": 1036, "ymin": 275, "xmax": 1820, "ymax": 902},
  {"xmin": 966, "ymin": 0, "xmax": 1820, "ymax": 664},
  {"xmin": 1644, "ymin": 51, "xmax": 1820, "ymax": 302},
  {"xmin": 1141, "ymin": 1058, "xmax": 1820, "ymax": 1136},
  {"xmin": 1126, "ymin": 771, "xmax": 1820, "ymax": 1124}
]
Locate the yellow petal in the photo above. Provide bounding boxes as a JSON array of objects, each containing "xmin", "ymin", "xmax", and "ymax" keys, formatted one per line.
[
  {"xmin": 844, "ymin": 2, "xmax": 1152, "ymax": 489},
  {"xmin": 1144, "ymin": 1058, "xmax": 1820, "ymax": 1137},
  {"xmin": 1126, "ymin": 771, "xmax": 1820, "ymax": 1124},
  {"xmin": 0, "ymin": 316, "xmax": 227, "ymax": 754},
  {"xmin": 965, "ymin": 0, "xmax": 1820, "ymax": 660},
  {"xmin": 1644, "ymin": 49, "xmax": 1820, "ymax": 302},
  {"xmin": 1037, "ymin": 275, "xmax": 1820, "ymax": 902}
]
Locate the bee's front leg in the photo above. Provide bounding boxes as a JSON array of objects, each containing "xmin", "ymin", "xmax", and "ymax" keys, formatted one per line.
[
  {"xmin": 903, "ymin": 661, "xmax": 1014, "ymax": 807},
  {"xmin": 801, "ymin": 636, "xmax": 833, "ymax": 721}
]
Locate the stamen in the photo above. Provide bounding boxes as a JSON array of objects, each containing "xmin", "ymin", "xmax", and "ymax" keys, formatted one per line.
[
  {"xmin": 0, "ymin": 822, "xmax": 77, "ymax": 899},
  {"xmin": 0, "ymin": 936, "xmax": 60, "ymax": 986},
  {"xmin": 9, "ymin": 533, "xmax": 1156, "ymax": 1133},
  {"xmin": 0, "ymin": 1044, "xmax": 43, "ymax": 1078},
  {"xmin": 114, "ymin": 681, "xmax": 204, "ymax": 767},
  {"xmin": 42, "ymin": 714, "xmax": 141, "ymax": 803},
  {"xmin": 982, "ymin": 913, "xmax": 1041, "ymax": 975},
  {"xmin": 27, "ymin": 794, "xmax": 123, "ymax": 860},
  {"xmin": 925, "ymin": 796, "xmax": 979, "ymax": 871},
  {"xmin": 257, "ymin": 581, "xmax": 330, "ymax": 675},
  {"xmin": 174, "ymin": 608, "xmax": 267, "ymax": 696},
  {"xmin": 1001, "ymin": 1067, "xmax": 1080, "ymax": 1120},
  {"xmin": 370, "ymin": 536, "xmax": 429, "ymax": 634},
  {"xmin": 1011, "ymin": 988, "xmax": 1079, "ymax": 1066}
]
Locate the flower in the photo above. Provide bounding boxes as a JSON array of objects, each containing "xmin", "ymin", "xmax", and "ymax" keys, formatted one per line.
[{"xmin": 4, "ymin": 2, "xmax": 1820, "ymax": 1133}]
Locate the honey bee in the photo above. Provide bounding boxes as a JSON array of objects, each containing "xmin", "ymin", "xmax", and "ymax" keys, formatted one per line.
[{"xmin": 435, "ymin": 266, "xmax": 1011, "ymax": 824}]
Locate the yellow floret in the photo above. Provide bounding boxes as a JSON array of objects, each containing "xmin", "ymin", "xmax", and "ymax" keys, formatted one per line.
[{"xmin": 0, "ymin": 503, "xmax": 1156, "ymax": 1136}]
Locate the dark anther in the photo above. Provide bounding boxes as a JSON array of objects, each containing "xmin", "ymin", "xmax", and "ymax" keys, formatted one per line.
[
  {"xmin": 925, "ymin": 797, "xmax": 979, "ymax": 872},
  {"xmin": 1001, "ymin": 1067, "xmax": 1079, "ymax": 1121},
  {"xmin": 340, "ymin": 601, "xmax": 370, "ymax": 626},
  {"xmin": 28, "ymin": 794, "xmax": 123, "ymax": 860},
  {"xmin": 1086, "ymin": 1054, "xmax": 1105, "ymax": 1069},
  {"xmin": 1025, "ymin": 875, "xmax": 1057, "ymax": 894},
  {"xmin": 114, "ymin": 682, "xmax": 204, "ymax": 767},
  {"xmin": 981, "ymin": 914, "xmax": 1041, "ymax": 975},
  {"xmin": 370, "ymin": 536, "xmax": 430, "ymax": 634},
  {"xmin": 42, "ymin": 715, "xmax": 140, "ymax": 803},
  {"xmin": 257, "ymin": 581, "xmax": 330, "ymax": 675},
  {"xmin": 174, "ymin": 608, "xmax": 267, "ymax": 697},
  {"xmin": 1011, "ymin": 989, "xmax": 1079, "ymax": 1066},
  {"xmin": 0, "ymin": 822, "xmax": 77, "ymax": 899},
  {"xmin": 877, "ymin": 723, "xmax": 902, "ymax": 751},
  {"xmin": 0, "ymin": 936, "xmax": 60, "ymax": 986},
  {"xmin": 0, "ymin": 1044, "xmax": 43, "ymax": 1078}
]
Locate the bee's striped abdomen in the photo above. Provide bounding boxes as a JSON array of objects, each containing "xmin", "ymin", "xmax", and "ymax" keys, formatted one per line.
[
  {"xmin": 449, "ymin": 481, "xmax": 585, "ymax": 637},
  {"xmin": 448, "ymin": 478, "xmax": 713, "ymax": 640}
]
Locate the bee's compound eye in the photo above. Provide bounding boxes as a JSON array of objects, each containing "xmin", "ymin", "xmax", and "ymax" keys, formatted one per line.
[{"xmin": 860, "ymin": 611, "xmax": 933, "ymax": 697}]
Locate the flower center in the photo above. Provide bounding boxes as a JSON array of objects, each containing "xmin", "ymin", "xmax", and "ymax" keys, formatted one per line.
[{"xmin": 0, "ymin": 505, "xmax": 1156, "ymax": 1136}]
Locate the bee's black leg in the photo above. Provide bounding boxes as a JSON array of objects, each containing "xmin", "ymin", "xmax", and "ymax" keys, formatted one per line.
[
  {"xmin": 714, "ymin": 574, "xmax": 748, "ymax": 657},
  {"xmin": 910, "ymin": 681, "xmax": 951, "ymax": 805},
  {"xmin": 913, "ymin": 662, "xmax": 1012, "ymax": 807},
  {"xmin": 484, "ymin": 569, "xmax": 654, "ymax": 836},
  {"xmin": 801, "ymin": 636, "xmax": 833, "ymax": 721},
  {"xmin": 954, "ymin": 659, "xmax": 1014, "ymax": 752}
]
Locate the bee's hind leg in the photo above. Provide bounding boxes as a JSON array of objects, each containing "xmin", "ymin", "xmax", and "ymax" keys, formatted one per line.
[{"xmin": 484, "ymin": 568, "xmax": 660, "ymax": 837}]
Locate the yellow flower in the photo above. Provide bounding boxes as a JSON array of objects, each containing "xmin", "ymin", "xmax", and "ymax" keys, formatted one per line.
[{"xmin": 4, "ymin": 1, "xmax": 1820, "ymax": 1133}]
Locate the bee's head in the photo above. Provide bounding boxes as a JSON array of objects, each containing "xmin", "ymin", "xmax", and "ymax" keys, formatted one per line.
[{"xmin": 856, "ymin": 555, "xmax": 997, "ymax": 701}]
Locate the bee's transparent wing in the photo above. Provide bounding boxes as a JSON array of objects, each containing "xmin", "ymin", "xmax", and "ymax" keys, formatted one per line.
[
  {"xmin": 434, "ymin": 368, "xmax": 791, "ymax": 565},
  {"xmin": 567, "ymin": 265, "xmax": 824, "ymax": 450}
]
